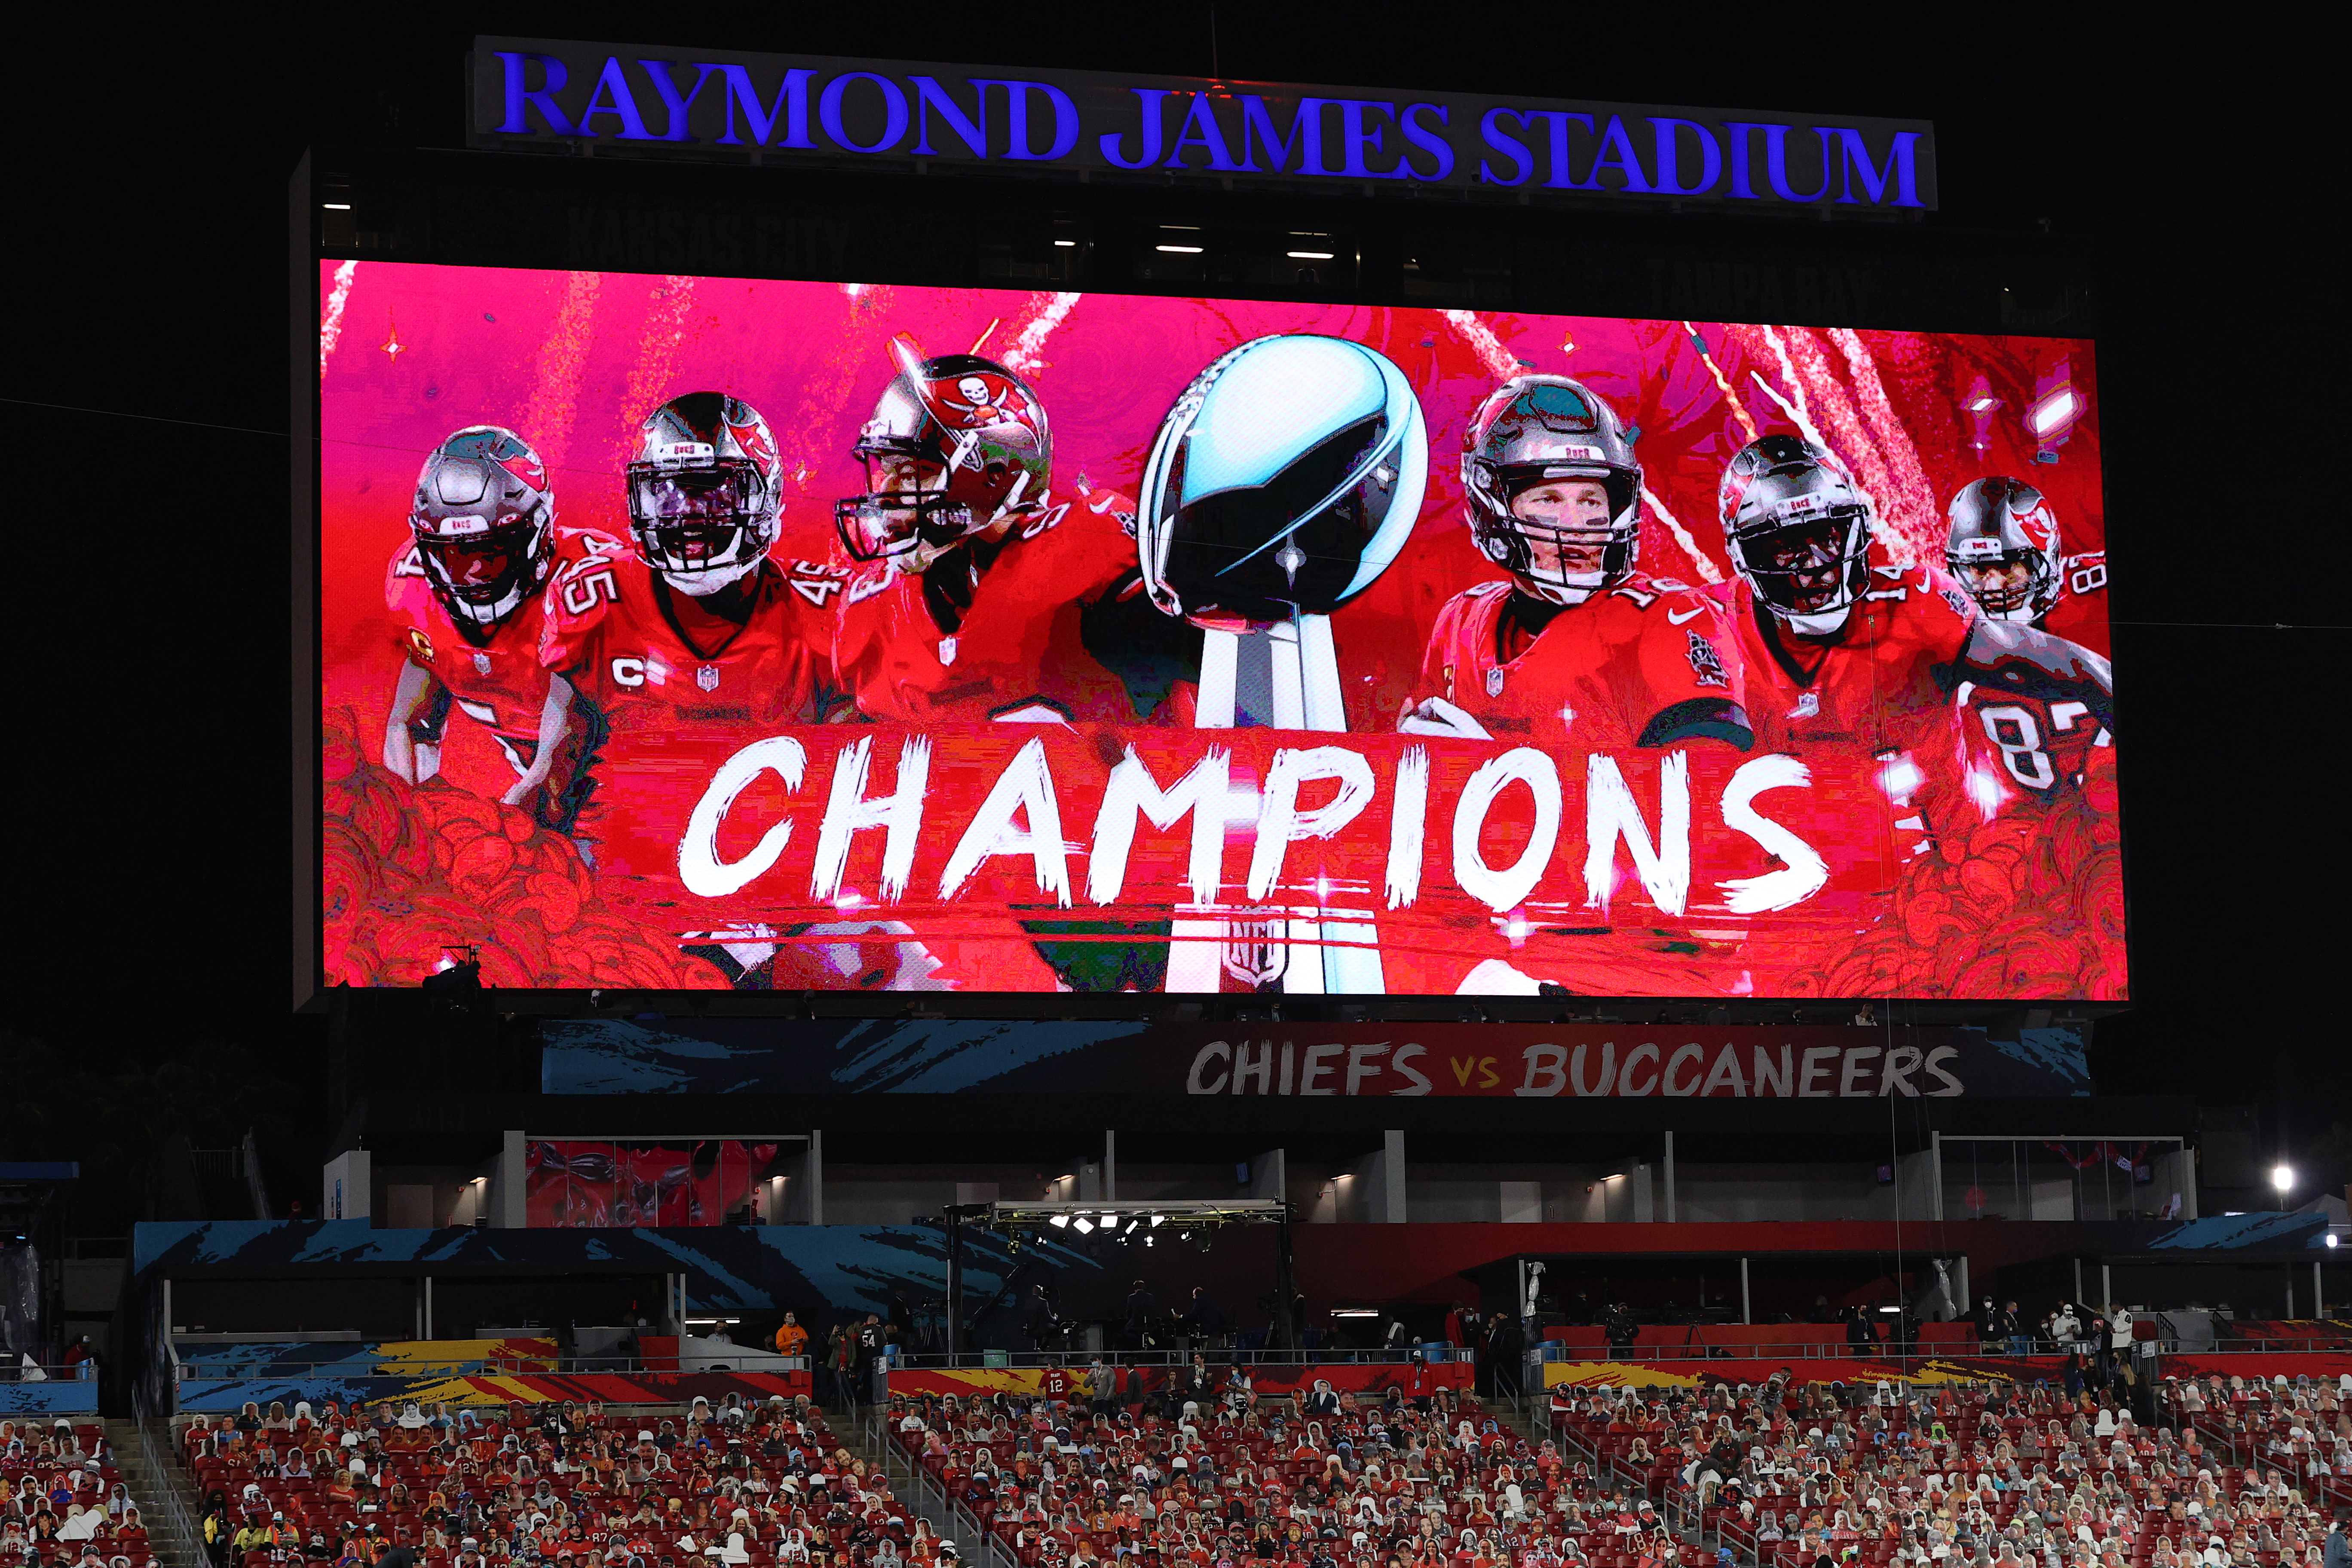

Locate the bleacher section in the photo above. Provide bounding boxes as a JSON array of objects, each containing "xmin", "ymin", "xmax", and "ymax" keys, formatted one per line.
[
  {"xmin": 176, "ymin": 1397, "xmax": 868, "ymax": 1568},
  {"xmin": 0, "ymin": 1420, "xmax": 156, "ymax": 1568}
]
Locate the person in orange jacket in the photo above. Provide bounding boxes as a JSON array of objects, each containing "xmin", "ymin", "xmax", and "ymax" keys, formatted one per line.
[{"xmin": 772, "ymin": 1312, "xmax": 809, "ymax": 1357}]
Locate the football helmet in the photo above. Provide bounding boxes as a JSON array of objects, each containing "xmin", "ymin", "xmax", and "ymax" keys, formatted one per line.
[
  {"xmin": 1137, "ymin": 334, "xmax": 1427, "ymax": 624},
  {"xmin": 625, "ymin": 392, "xmax": 782, "ymax": 595},
  {"xmin": 1945, "ymin": 475, "xmax": 2060, "ymax": 622},
  {"xmin": 407, "ymin": 425, "xmax": 557, "ymax": 628},
  {"xmin": 835, "ymin": 337, "xmax": 1052, "ymax": 574},
  {"xmin": 1718, "ymin": 434, "xmax": 1874, "ymax": 632},
  {"xmin": 1461, "ymin": 376, "xmax": 1642, "ymax": 606}
]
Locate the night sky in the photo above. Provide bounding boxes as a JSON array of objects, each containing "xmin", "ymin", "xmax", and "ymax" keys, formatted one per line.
[{"xmin": 6, "ymin": 7, "xmax": 2341, "ymax": 1185}]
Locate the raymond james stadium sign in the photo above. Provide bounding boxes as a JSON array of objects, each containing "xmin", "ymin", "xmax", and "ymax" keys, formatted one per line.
[{"xmin": 469, "ymin": 38, "xmax": 1936, "ymax": 212}]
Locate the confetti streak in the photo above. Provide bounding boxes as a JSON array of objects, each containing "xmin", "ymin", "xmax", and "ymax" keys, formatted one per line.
[
  {"xmin": 1828, "ymin": 327, "xmax": 1942, "ymax": 563},
  {"xmin": 999, "ymin": 292, "xmax": 1083, "ymax": 375},
  {"xmin": 1642, "ymin": 485, "xmax": 1723, "ymax": 585},
  {"xmin": 1681, "ymin": 320, "xmax": 1759, "ymax": 445},
  {"xmin": 517, "ymin": 272, "xmax": 602, "ymax": 482},
  {"xmin": 318, "ymin": 260, "xmax": 359, "ymax": 380},
  {"xmin": 617, "ymin": 276, "xmax": 700, "ymax": 473},
  {"xmin": 1776, "ymin": 327, "xmax": 1917, "ymax": 567},
  {"xmin": 1440, "ymin": 309, "xmax": 1521, "ymax": 381}
]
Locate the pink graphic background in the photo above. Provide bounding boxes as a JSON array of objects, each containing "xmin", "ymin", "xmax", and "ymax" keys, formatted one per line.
[{"xmin": 316, "ymin": 262, "xmax": 2117, "ymax": 998}]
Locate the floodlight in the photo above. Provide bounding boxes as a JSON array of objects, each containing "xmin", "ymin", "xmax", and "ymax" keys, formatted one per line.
[
  {"xmin": 1072, "ymin": 1216, "xmax": 1095, "ymax": 1234},
  {"xmin": 2271, "ymin": 1164, "xmax": 2294, "ymax": 1193},
  {"xmin": 1049, "ymin": 1214, "xmax": 1070, "ymax": 1228},
  {"xmin": 1149, "ymin": 1213, "xmax": 1166, "ymax": 1226}
]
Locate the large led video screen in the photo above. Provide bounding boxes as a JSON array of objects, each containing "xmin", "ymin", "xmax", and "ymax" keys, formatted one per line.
[{"xmin": 316, "ymin": 261, "xmax": 2119, "ymax": 998}]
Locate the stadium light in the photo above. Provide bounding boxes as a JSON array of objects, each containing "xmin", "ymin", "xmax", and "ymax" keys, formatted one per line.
[
  {"xmin": 2327, "ymin": 1233, "xmax": 2341, "ymax": 1250},
  {"xmin": 2271, "ymin": 1164, "xmax": 2294, "ymax": 1193},
  {"xmin": 1072, "ymin": 1215, "xmax": 1095, "ymax": 1234},
  {"xmin": 1149, "ymin": 1213, "xmax": 1166, "ymax": 1226},
  {"xmin": 1048, "ymin": 1214, "xmax": 1070, "ymax": 1228}
]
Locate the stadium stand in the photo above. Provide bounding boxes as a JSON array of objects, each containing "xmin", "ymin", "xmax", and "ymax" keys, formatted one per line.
[
  {"xmin": 172, "ymin": 1396, "xmax": 885, "ymax": 1568},
  {"xmin": 0, "ymin": 1419, "xmax": 159, "ymax": 1568}
]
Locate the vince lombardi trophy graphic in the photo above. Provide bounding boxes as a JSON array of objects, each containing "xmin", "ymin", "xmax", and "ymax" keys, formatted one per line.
[{"xmin": 1136, "ymin": 334, "xmax": 1429, "ymax": 995}]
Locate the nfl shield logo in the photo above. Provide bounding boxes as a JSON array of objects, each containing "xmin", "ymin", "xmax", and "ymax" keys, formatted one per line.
[
  {"xmin": 938, "ymin": 637, "xmax": 959, "ymax": 667},
  {"xmin": 472, "ymin": 651, "xmax": 492, "ymax": 677},
  {"xmin": 1485, "ymin": 667, "xmax": 1505, "ymax": 698},
  {"xmin": 696, "ymin": 665, "xmax": 720, "ymax": 692}
]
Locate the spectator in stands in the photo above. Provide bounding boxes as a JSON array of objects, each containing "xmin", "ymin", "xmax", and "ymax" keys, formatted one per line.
[
  {"xmin": 1843, "ymin": 1307, "xmax": 1877, "ymax": 1354},
  {"xmin": 824, "ymin": 1322, "xmax": 858, "ymax": 1411},
  {"xmin": 772, "ymin": 1312, "xmax": 808, "ymax": 1358},
  {"xmin": 2324, "ymin": 1510, "xmax": 2347, "ymax": 1568},
  {"xmin": 1185, "ymin": 1288, "xmax": 1228, "ymax": 1349},
  {"xmin": 2005, "ymin": 1299, "xmax": 2034, "ymax": 1356},
  {"xmin": 1852, "ymin": 1001, "xmax": 1877, "ymax": 1026},
  {"xmin": 1122, "ymin": 1281, "xmax": 1155, "ymax": 1352}
]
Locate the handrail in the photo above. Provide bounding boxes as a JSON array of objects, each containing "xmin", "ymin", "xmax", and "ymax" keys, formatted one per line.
[
  {"xmin": 132, "ymin": 1415, "xmax": 208, "ymax": 1568},
  {"xmin": 886, "ymin": 1347, "xmax": 1473, "ymax": 1369},
  {"xmin": 867, "ymin": 1407, "xmax": 1018, "ymax": 1568},
  {"xmin": 168, "ymin": 1352, "xmax": 815, "ymax": 1378}
]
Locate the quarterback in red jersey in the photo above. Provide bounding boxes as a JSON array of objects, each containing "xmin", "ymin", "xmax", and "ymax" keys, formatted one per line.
[
  {"xmin": 539, "ymin": 392, "xmax": 846, "ymax": 741},
  {"xmin": 1943, "ymin": 475, "xmax": 2114, "ymax": 803},
  {"xmin": 1400, "ymin": 374, "xmax": 1751, "ymax": 752},
  {"xmin": 830, "ymin": 337, "xmax": 1193, "ymax": 726},
  {"xmin": 1717, "ymin": 436, "xmax": 2112, "ymax": 856},
  {"xmin": 382, "ymin": 425, "xmax": 594, "ymax": 829}
]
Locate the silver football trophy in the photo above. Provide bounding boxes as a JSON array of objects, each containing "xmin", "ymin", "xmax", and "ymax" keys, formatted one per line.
[{"xmin": 1136, "ymin": 334, "xmax": 1429, "ymax": 995}]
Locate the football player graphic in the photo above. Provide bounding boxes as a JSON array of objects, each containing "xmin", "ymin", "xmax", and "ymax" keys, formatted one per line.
[
  {"xmin": 1403, "ymin": 377, "xmax": 1751, "ymax": 1000},
  {"xmin": 1944, "ymin": 475, "xmax": 2113, "ymax": 802},
  {"xmin": 1401, "ymin": 375, "xmax": 1752, "ymax": 752},
  {"xmin": 541, "ymin": 391, "xmax": 847, "ymax": 741},
  {"xmin": 382, "ymin": 424, "xmax": 603, "ymax": 831},
  {"xmin": 1718, "ymin": 436, "xmax": 2112, "ymax": 853},
  {"xmin": 829, "ymin": 338, "xmax": 1188, "ymax": 992},
  {"xmin": 831, "ymin": 334, "xmax": 1187, "ymax": 726}
]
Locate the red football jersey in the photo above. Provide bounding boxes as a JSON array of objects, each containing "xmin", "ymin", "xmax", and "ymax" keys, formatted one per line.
[
  {"xmin": 1726, "ymin": 541, "xmax": 1981, "ymax": 758},
  {"xmin": 832, "ymin": 484, "xmax": 1151, "ymax": 724},
  {"xmin": 1722, "ymin": 538, "xmax": 1986, "ymax": 864},
  {"xmin": 1958, "ymin": 680, "xmax": 2110, "ymax": 807},
  {"xmin": 385, "ymin": 539, "xmax": 570, "ymax": 760},
  {"xmin": 538, "ymin": 539, "xmax": 847, "ymax": 734},
  {"xmin": 2045, "ymin": 549, "xmax": 2111, "ymax": 657},
  {"xmin": 1407, "ymin": 573, "xmax": 1751, "ymax": 751}
]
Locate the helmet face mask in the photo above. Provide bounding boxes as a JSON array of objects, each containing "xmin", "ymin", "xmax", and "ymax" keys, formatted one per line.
[
  {"xmin": 1945, "ymin": 476, "xmax": 2060, "ymax": 623},
  {"xmin": 626, "ymin": 394, "xmax": 782, "ymax": 596},
  {"xmin": 1460, "ymin": 377, "xmax": 1642, "ymax": 608},
  {"xmin": 834, "ymin": 345, "xmax": 1050, "ymax": 575},
  {"xmin": 408, "ymin": 426, "xmax": 556, "ymax": 629},
  {"xmin": 1718, "ymin": 435, "xmax": 1873, "ymax": 631}
]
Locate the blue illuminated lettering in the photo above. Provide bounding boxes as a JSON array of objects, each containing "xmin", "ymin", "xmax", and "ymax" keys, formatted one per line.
[
  {"xmin": 708, "ymin": 64, "xmax": 815, "ymax": 148},
  {"xmin": 1585, "ymin": 114, "xmax": 1653, "ymax": 192},
  {"xmin": 1332, "ymin": 99, "xmax": 1407, "ymax": 179},
  {"xmin": 1526, "ymin": 111, "xmax": 1597, "ymax": 190},
  {"xmin": 818, "ymin": 72, "xmax": 910, "ymax": 153},
  {"xmin": 637, "ymin": 60, "xmax": 719, "ymax": 143},
  {"xmin": 1721, "ymin": 122, "xmax": 1768, "ymax": 199},
  {"xmin": 495, "ymin": 52, "xmax": 573, "ymax": 136},
  {"xmin": 1397, "ymin": 103, "xmax": 1454, "ymax": 182},
  {"xmin": 1648, "ymin": 116, "xmax": 1721, "ymax": 196},
  {"xmin": 577, "ymin": 56, "xmax": 657, "ymax": 141},
  {"xmin": 1476, "ymin": 107, "xmax": 1534, "ymax": 187},
  {"xmin": 1163, "ymin": 92, "xmax": 1243, "ymax": 171},
  {"xmin": 909, "ymin": 75, "xmax": 988, "ymax": 158},
  {"xmin": 1833, "ymin": 128, "xmax": 1925, "ymax": 207},
  {"xmin": 1757, "ymin": 124, "xmax": 1836, "ymax": 203},
  {"xmin": 1100, "ymin": 89, "xmax": 1170, "ymax": 168},
  {"xmin": 976, "ymin": 80, "xmax": 1078, "ymax": 161},
  {"xmin": 1239, "ymin": 95, "xmax": 1305, "ymax": 172}
]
